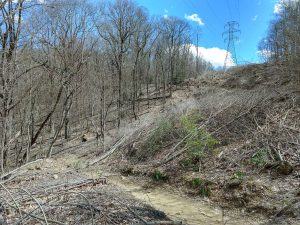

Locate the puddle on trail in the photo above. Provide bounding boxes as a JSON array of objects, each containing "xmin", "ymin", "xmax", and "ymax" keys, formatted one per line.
[{"xmin": 110, "ymin": 176, "xmax": 265, "ymax": 225}]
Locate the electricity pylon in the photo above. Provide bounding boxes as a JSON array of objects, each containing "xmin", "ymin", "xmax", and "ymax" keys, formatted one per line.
[{"xmin": 223, "ymin": 21, "xmax": 240, "ymax": 71}]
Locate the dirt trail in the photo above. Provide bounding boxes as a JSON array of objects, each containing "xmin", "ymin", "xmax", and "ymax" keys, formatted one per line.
[
  {"xmin": 110, "ymin": 176, "xmax": 266, "ymax": 225},
  {"xmin": 1, "ymin": 151, "xmax": 267, "ymax": 225}
]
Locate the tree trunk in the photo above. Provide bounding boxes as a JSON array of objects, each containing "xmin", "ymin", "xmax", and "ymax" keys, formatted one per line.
[{"xmin": 47, "ymin": 94, "xmax": 73, "ymax": 158}]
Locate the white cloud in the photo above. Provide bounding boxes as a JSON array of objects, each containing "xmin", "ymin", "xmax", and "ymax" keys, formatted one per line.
[
  {"xmin": 189, "ymin": 44, "xmax": 235, "ymax": 68},
  {"xmin": 164, "ymin": 9, "xmax": 168, "ymax": 14},
  {"xmin": 252, "ymin": 15, "xmax": 258, "ymax": 21},
  {"xmin": 184, "ymin": 13, "xmax": 205, "ymax": 26}
]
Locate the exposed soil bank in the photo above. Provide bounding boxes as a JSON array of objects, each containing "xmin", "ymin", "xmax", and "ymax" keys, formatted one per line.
[{"xmin": 110, "ymin": 175, "xmax": 266, "ymax": 225}]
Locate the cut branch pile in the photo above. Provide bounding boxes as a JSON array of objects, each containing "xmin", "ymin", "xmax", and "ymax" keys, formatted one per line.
[
  {"xmin": 204, "ymin": 90, "xmax": 300, "ymax": 171},
  {"xmin": 156, "ymin": 87, "xmax": 300, "ymax": 174},
  {"xmin": 0, "ymin": 177, "xmax": 171, "ymax": 225}
]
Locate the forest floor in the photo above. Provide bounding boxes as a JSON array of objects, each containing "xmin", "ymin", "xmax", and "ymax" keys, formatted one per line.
[{"xmin": 1, "ymin": 63, "xmax": 300, "ymax": 225}]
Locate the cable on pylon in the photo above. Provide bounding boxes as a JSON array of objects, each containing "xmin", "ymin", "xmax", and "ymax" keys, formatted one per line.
[{"xmin": 222, "ymin": 21, "xmax": 241, "ymax": 71}]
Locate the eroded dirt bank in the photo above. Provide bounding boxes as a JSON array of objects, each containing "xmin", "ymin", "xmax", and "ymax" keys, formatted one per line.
[{"xmin": 110, "ymin": 175, "xmax": 267, "ymax": 225}]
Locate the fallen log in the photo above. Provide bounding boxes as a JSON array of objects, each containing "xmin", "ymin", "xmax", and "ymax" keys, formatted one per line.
[
  {"xmin": 0, "ymin": 159, "xmax": 44, "ymax": 183},
  {"xmin": 88, "ymin": 135, "xmax": 126, "ymax": 166}
]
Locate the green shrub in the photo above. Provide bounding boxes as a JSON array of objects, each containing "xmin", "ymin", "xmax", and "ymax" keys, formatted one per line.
[
  {"xmin": 191, "ymin": 178, "xmax": 202, "ymax": 188},
  {"xmin": 152, "ymin": 170, "xmax": 168, "ymax": 182},
  {"xmin": 180, "ymin": 112, "xmax": 218, "ymax": 167},
  {"xmin": 190, "ymin": 178, "xmax": 211, "ymax": 197},
  {"xmin": 180, "ymin": 111, "xmax": 202, "ymax": 132},
  {"xmin": 250, "ymin": 149, "xmax": 269, "ymax": 167},
  {"xmin": 232, "ymin": 170, "xmax": 246, "ymax": 179},
  {"xmin": 179, "ymin": 158, "xmax": 193, "ymax": 168},
  {"xmin": 199, "ymin": 185, "xmax": 211, "ymax": 197},
  {"xmin": 139, "ymin": 120, "xmax": 175, "ymax": 160}
]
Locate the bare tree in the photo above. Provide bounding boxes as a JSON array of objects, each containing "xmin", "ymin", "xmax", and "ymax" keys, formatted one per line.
[
  {"xmin": 30, "ymin": 0, "xmax": 93, "ymax": 157},
  {"xmin": 260, "ymin": 0, "xmax": 300, "ymax": 75},
  {"xmin": 0, "ymin": 0, "xmax": 45, "ymax": 171},
  {"xmin": 0, "ymin": 0, "xmax": 212, "ymax": 172},
  {"xmin": 129, "ymin": 8, "xmax": 152, "ymax": 119},
  {"xmin": 95, "ymin": 0, "xmax": 141, "ymax": 128},
  {"xmin": 159, "ymin": 17, "xmax": 190, "ymax": 95}
]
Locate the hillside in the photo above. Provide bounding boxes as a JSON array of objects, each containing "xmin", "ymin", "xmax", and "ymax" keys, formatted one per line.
[
  {"xmin": 1, "ymin": 0, "xmax": 300, "ymax": 224},
  {"xmin": 1, "ymin": 63, "xmax": 299, "ymax": 225}
]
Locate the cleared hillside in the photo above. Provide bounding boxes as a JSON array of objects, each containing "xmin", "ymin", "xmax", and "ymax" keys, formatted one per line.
[{"xmin": 1, "ymin": 63, "xmax": 299, "ymax": 225}]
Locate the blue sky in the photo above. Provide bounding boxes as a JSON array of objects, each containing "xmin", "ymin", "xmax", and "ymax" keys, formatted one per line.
[{"xmin": 135, "ymin": 0, "xmax": 280, "ymax": 66}]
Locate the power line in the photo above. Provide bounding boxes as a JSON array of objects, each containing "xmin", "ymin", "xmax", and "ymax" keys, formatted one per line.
[
  {"xmin": 236, "ymin": 0, "xmax": 241, "ymax": 24},
  {"xmin": 222, "ymin": 21, "xmax": 241, "ymax": 70},
  {"xmin": 185, "ymin": 0, "xmax": 214, "ymax": 30},
  {"xmin": 206, "ymin": 0, "xmax": 223, "ymax": 25},
  {"xmin": 226, "ymin": 0, "xmax": 233, "ymax": 20},
  {"xmin": 183, "ymin": 0, "xmax": 220, "ymax": 44}
]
